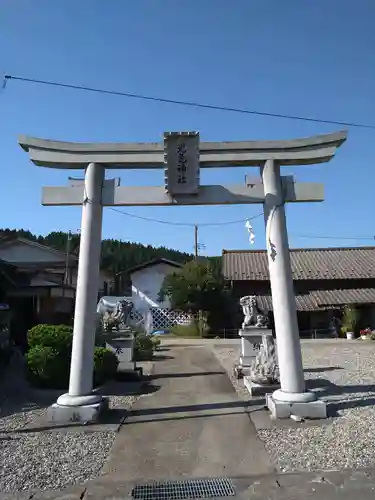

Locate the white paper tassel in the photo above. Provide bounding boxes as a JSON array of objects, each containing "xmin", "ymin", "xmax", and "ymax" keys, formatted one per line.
[{"xmin": 245, "ymin": 220, "xmax": 255, "ymax": 244}]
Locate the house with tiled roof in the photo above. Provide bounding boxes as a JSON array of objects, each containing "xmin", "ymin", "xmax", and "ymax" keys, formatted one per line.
[
  {"xmin": 222, "ymin": 246, "xmax": 375, "ymax": 336},
  {"xmin": 0, "ymin": 235, "xmax": 112, "ymax": 329}
]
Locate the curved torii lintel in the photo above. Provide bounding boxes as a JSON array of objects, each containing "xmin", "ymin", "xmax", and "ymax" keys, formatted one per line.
[{"xmin": 19, "ymin": 130, "xmax": 347, "ymax": 169}]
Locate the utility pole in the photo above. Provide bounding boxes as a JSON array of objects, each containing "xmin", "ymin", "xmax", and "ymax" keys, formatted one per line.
[
  {"xmin": 64, "ymin": 230, "xmax": 72, "ymax": 284},
  {"xmin": 194, "ymin": 224, "xmax": 198, "ymax": 259}
]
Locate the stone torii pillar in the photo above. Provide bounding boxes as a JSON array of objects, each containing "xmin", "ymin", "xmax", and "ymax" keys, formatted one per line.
[
  {"xmin": 261, "ymin": 160, "xmax": 318, "ymax": 417},
  {"xmin": 59, "ymin": 163, "xmax": 104, "ymax": 411},
  {"xmin": 19, "ymin": 130, "xmax": 347, "ymax": 422}
]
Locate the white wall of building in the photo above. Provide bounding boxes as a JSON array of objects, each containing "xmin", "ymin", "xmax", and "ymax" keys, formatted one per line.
[{"xmin": 130, "ymin": 262, "xmax": 179, "ymax": 313}]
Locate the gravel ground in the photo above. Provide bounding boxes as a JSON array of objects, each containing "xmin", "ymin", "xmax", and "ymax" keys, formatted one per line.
[
  {"xmin": 213, "ymin": 340, "xmax": 375, "ymax": 473},
  {"xmin": 0, "ymin": 354, "xmax": 142, "ymax": 493},
  {"xmin": 0, "ymin": 431, "xmax": 117, "ymax": 492}
]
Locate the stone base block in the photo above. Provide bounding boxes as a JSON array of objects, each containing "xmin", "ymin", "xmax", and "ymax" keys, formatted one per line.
[
  {"xmin": 266, "ymin": 393, "xmax": 327, "ymax": 420},
  {"xmin": 239, "ymin": 327, "xmax": 273, "ymax": 336},
  {"xmin": 243, "ymin": 376, "xmax": 280, "ymax": 396},
  {"xmin": 47, "ymin": 397, "xmax": 109, "ymax": 424}
]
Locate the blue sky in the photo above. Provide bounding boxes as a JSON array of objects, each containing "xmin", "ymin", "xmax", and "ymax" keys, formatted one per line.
[{"xmin": 1, "ymin": 0, "xmax": 374, "ymax": 256}]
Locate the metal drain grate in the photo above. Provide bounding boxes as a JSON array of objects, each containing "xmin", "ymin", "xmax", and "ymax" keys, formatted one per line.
[{"xmin": 132, "ymin": 478, "xmax": 236, "ymax": 500}]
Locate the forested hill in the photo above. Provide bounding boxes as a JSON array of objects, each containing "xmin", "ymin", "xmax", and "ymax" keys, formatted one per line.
[{"xmin": 0, "ymin": 228, "xmax": 195, "ymax": 275}]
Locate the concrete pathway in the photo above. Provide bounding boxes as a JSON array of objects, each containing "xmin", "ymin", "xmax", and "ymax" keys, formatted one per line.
[{"xmin": 101, "ymin": 345, "xmax": 274, "ymax": 481}]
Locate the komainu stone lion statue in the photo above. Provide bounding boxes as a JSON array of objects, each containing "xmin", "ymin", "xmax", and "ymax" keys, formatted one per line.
[
  {"xmin": 249, "ymin": 335, "xmax": 279, "ymax": 385},
  {"xmin": 100, "ymin": 299, "xmax": 133, "ymax": 332},
  {"xmin": 240, "ymin": 295, "xmax": 269, "ymax": 329}
]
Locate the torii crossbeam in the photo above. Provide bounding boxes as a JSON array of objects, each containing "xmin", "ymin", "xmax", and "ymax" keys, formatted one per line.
[{"xmin": 19, "ymin": 130, "xmax": 347, "ymax": 422}]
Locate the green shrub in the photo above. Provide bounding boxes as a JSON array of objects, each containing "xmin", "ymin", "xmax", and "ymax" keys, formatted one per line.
[
  {"xmin": 27, "ymin": 324, "xmax": 73, "ymax": 389},
  {"xmin": 342, "ymin": 306, "xmax": 359, "ymax": 333},
  {"xmin": 26, "ymin": 324, "xmax": 119, "ymax": 389},
  {"xmin": 151, "ymin": 335, "xmax": 161, "ymax": 350},
  {"xmin": 28, "ymin": 324, "xmax": 73, "ymax": 356},
  {"xmin": 94, "ymin": 347, "xmax": 119, "ymax": 386},
  {"xmin": 26, "ymin": 345, "xmax": 70, "ymax": 389},
  {"xmin": 134, "ymin": 333, "xmax": 155, "ymax": 361}
]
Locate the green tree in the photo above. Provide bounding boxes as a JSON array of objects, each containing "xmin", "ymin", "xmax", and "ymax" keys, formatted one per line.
[{"xmin": 159, "ymin": 260, "xmax": 234, "ymax": 333}]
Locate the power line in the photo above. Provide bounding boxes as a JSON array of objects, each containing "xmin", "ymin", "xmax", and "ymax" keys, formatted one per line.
[
  {"xmin": 108, "ymin": 207, "xmax": 194, "ymax": 226},
  {"xmin": 4, "ymin": 73, "xmax": 375, "ymax": 130},
  {"xmin": 107, "ymin": 206, "xmax": 264, "ymax": 227},
  {"xmin": 107, "ymin": 206, "xmax": 375, "ymax": 242}
]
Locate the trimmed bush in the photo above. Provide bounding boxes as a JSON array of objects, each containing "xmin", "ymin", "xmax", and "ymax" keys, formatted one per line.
[
  {"xmin": 27, "ymin": 325, "xmax": 73, "ymax": 387},
  {"xmin": 28, "ymin": 324, "xmax": 73, "ymax": 356},
  {"xmin": 94, "ymin": 347, "xmax": 119, "ymax": 386},
  {"xmin": 134, "ymin": 333, "xmax": 155, "ymax": 361},
  {"xmin": 26, "ymin": 345, "xmax": 70, "ymax": 389},
  {"xmin": 26, "ymin": 324, "xmax": 119, "ymax": 388}
]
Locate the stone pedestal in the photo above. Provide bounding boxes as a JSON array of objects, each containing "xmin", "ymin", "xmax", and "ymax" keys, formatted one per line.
[
  {"xmin": 47, "ymin": 397, "xmax": 109, "ymax": 424},
  {"xmin": 244, "ymin": 376, "xmax": 280, "ymax": 397},
  {"xmin": 238, "ymin": 327, "xmax": 273, "ymax": 374},
  {"xmin": 266, "ymin": 392, "xmax": 327, "ymax": 419},
  {"xmin": 105, "ymin": 331, "xmax": 135, "ymax": 371}
]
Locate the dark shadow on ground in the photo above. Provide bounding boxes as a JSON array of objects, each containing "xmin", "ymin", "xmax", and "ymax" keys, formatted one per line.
[
  {"xmin": 129, "ymin": 399, "xmax": 251, "ymax": 417},
  {"xmin": 4, "ymin": 381, "xmax": 161, "ymax": 434},
  {"xmin": 6, "ymin": 407, "xmax": 130, "ymax": 434},
  {"xmin": 304, "ymin": 367, "xmax": 343, "ymax": 373},
  {"xmin": 115, "ymin": 370, "xmax": 143, "ymax": 382},
  {"xmin": 0, "ymin": 380, "xmax": 59, "ymax": 421},
  {"xmin": 97, "ymin": 379, "xmax": 160, "ymax": 397},
  {"xmin": 0, "ymin": 349, "xmax": 160, "ymax": 425},
  {"xmin": 152, "ymin": 354, "xmax": 174, "ymax": 361},
  {"xmin": 331, "ymin": 397, "xmax": 375, "ymax": 414},
  {"xmin": 123, "ymin": 408, "xmax": 257, "ymax": 425},
  {"xmin": 305, "ymin": 378, "xmax": 375, "ymax": 417},
  {"xmin": 162, "ymin": 344, "xmax": 205, "ymax": 348},
  {"xmin": 306, "ymin": 378, "xmax": 375, "ymax": 396},
  {"xmin": 150, "ymin": 371, "xmax": 225, "ymax": 380}
]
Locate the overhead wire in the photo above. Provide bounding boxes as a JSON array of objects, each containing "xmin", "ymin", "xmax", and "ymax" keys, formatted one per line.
[
  {"xmin": 3, "ymin": 73, "xmax": 374, "ymax": 244},
  {"xmin": 107, "ymin": 206, "xmax": 264, "ymax": 227},
  {"xmin": 3, "ymin": 74, "xmax": 375, "ymax": 129},
  {"xmin": 107, "ymin": 206, "xmax": 375, "ymax": 242}
]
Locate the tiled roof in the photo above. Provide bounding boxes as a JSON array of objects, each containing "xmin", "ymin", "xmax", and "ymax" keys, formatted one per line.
[
  {"xmin": 256, "ymin": 293, "xmax": 318, "ymax": 311},
  {"xmin": 255, "ymin": 288, "xmax": 375, "ymax": 312},
  {"xmin": 222, "ymin": 247, "xmax": 375, "ymax": 281},
  {"xmin": 0, "ymin": 235, "xmax": 77, "ymax": 260},
  {"xmin": 311, "ymin": 288, "xmax": 375, "ymax": 305}
]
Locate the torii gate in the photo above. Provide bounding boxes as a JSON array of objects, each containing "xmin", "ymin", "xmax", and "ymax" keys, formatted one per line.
[{"xmin": 19, "ymin": 130, "xmax": 347, "ymax": 422}]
